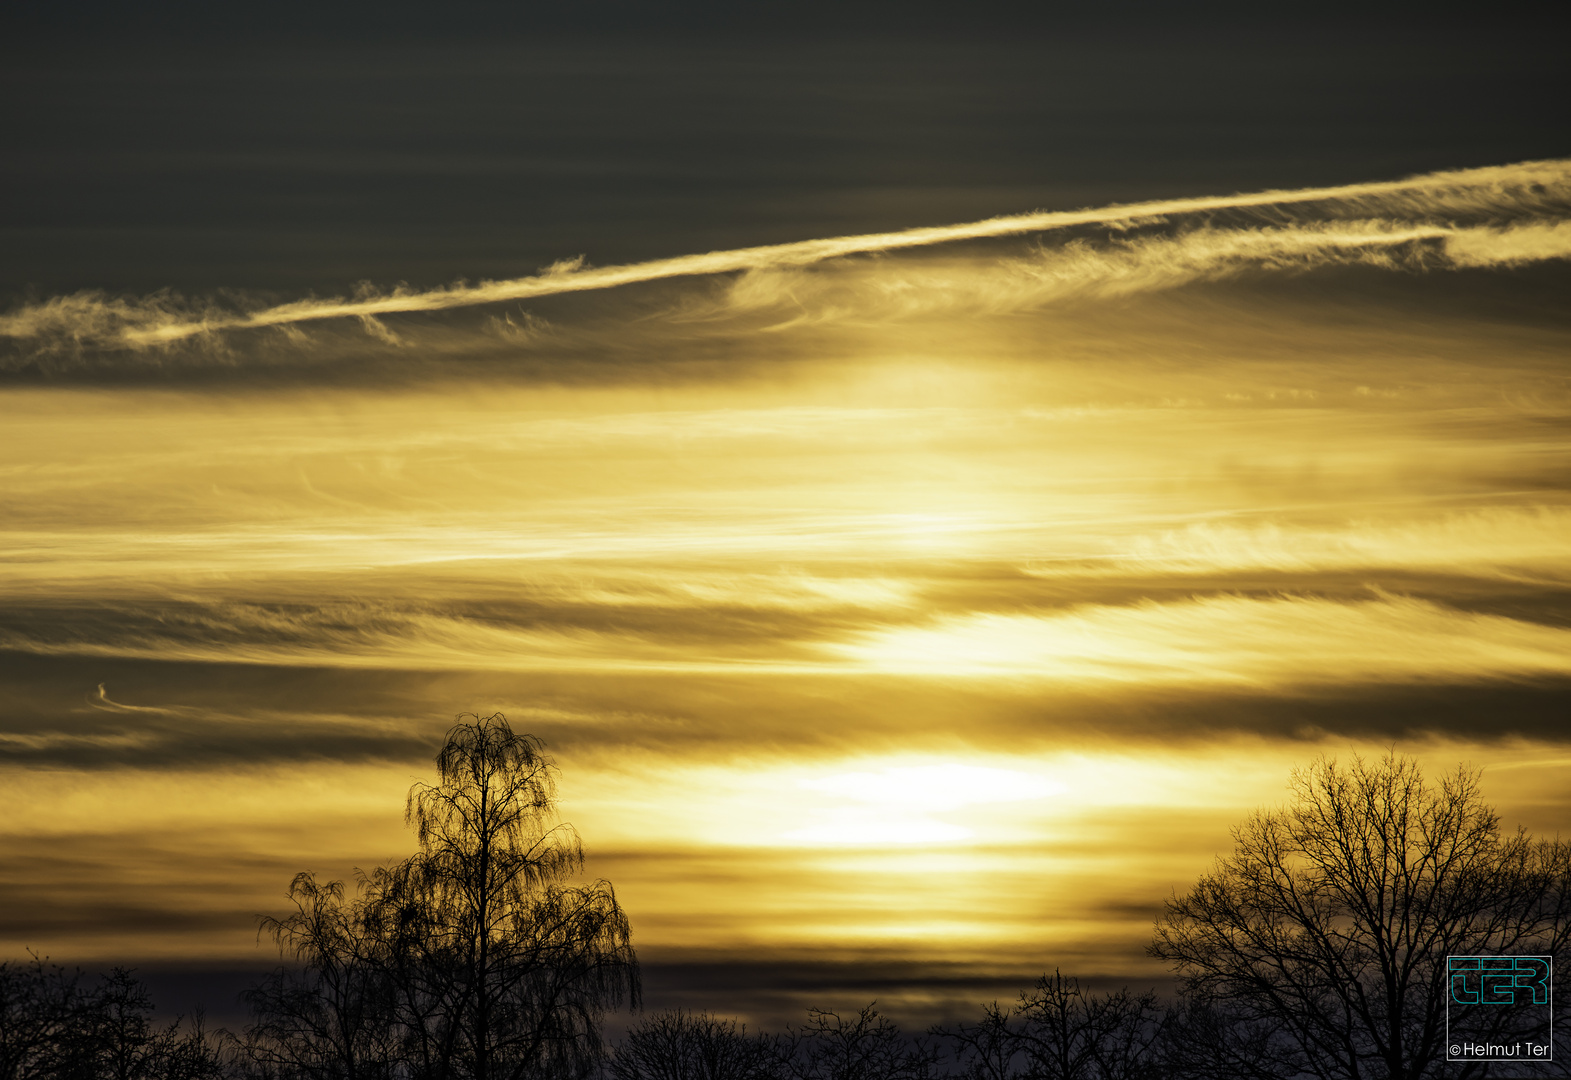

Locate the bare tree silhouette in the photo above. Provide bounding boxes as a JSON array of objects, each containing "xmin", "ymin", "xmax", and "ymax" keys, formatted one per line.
[
  {"xmin": 242, "ymin": 713, "xmax": 639, "ymax": 1080},
  {"xmin": 936, "ymin": 971, "xmax": 1164, "ymax": 1080},
  {"xmin": 935, "ymin": 1001, "xmax": 1017, "ymax": 1080},
  {"xmin": 609, "ymin": 1010, "xmax": 777, "ymax": 1080},
  {"xmin": 0, "ymin": 957, "xmax": 223, "ymax": 1080},
  {"xmin": 778, "ymin": 1004, "xmax": 939, "ymax": 1080},
  {"xmin": 1150, "ymin": 752, "xmax": 1571, "ymax": 1080}
]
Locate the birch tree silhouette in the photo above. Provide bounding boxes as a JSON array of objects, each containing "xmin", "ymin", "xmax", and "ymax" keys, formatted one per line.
[{"xmin": 245, "ymin": 713, "xmax": 638, "ymax": 1080}]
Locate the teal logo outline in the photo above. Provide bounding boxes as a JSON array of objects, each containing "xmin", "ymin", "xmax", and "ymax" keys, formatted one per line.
[{"xmin": 1450, "ymin": 956, "xmax": 1552, "ymax": 1006}]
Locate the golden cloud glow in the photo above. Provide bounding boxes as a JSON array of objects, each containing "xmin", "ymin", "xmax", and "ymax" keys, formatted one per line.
[
  {"xmin": 2, "ymin": 165, "xmax": 1570, "ymax": 991},
  {"xmin": 829, "ymin": 595, "xmax": 1571, "ymax": 685}
]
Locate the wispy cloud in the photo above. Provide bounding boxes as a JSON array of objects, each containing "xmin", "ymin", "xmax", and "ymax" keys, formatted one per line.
[
  {"xmin": 2, "ymin": 159, "xmax": 1567, "ymax": 365},
  {"xmin": 707, "ymin": 218, "xmax": 1569, "ymax": 327},
  {"xmin": 830, "ymin": 593, "xmax": 1571, "ymax": 686},
  {"xmin": 3, "ymin": 584, "xmax": 1567, "ymax": 698}
]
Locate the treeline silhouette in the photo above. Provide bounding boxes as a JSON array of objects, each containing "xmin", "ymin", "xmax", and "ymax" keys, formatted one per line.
[{"xmin": 4, "ymin": 715, "xmax": 1569, "ymax": 1079}]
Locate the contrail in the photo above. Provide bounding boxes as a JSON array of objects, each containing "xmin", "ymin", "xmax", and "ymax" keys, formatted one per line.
[{"xmin": 3, "ymin": 158, "xmax": 1568, "ymax": 350}]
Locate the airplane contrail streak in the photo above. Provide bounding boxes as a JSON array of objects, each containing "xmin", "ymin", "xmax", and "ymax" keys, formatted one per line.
[{"xmin": 3, "ymin": 158, "xmax": 1567, "ymax": 350}]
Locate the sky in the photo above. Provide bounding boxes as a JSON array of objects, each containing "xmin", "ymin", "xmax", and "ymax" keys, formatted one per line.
[{"xmin": 2, "ymin": 4, "xmax": 1570, "ymax": 1031}]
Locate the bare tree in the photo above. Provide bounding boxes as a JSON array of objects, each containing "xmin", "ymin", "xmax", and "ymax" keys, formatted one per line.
[
  {"xmin": 0, "ymin": 958, "xmax": 222, "ymax": 1080},
  {"xmin": 777, "ymin": 1003, "xmax": 938, "ymax": 1080},
  {"xmin": 242, "ymin": 713, "xmax": 639, "ymax": 1080},
  {"xmin": 609, "ymin": 1010, "xmax": 777, "ymax": 1080},
  {"xmin": 391, "ymin": 714, "xmax": 639, "ymax": 1080},
  {"xmin": 936, "ymin": 972, "xmax": 1164, "ymax": 1080},
  {"xmin": 0, "ymin": 955, "xmax": 92, "ymax": 1080},
  {"xmin": 937, "ymin": 1001, "xmax": 1018, "ymax": 1080},
  {"xmin": 1150, "ymin": 752, "xmax": 1571, "ymax": 1080},
  {"xmin": 1153, "ymin": 996, "xmax": 1301, "ymax": 1080},
  {"xmin": 84, "ymin": 969, "xmax": 225, "ymax": 1080},
  {"xmin": 1014, "ymin": 971, "xmax": 1163, "ymax": 1080}
]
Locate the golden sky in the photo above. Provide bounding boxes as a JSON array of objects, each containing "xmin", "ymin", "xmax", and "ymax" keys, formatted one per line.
[{"xmin": 2, "ymin": 149, "xmax": 1570, "ymax": 1023}]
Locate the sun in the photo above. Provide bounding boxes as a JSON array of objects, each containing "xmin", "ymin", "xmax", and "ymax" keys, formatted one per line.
[{"xmin": 785, "ymin": 762, "xmax": 1064, "ymax": 845}]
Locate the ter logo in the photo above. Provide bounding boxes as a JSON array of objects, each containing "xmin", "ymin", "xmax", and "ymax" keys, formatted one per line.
[{"xmin": 1450, "ymin": 957, "xmax": 1552, "ymax": 1006}]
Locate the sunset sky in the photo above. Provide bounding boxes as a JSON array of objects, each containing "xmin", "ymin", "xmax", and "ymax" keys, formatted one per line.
[{"xmin": 2, "ymin": 4, "xmax": 1569, "ymax": 1029}]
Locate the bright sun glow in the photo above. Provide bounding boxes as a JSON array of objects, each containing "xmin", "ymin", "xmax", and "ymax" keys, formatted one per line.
[
  {"xmin": 799, "ymin": 763, "xmax": 1063, "ymax": 810},
  {"xmin": 783, "ymin": 763, "xmax": 1063, "ymax": 845}
]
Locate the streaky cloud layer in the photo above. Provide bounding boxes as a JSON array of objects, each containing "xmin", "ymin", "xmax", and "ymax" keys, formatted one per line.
[{"xmin": 2, "ymin": 160, "xmax": 1570, "ymax": 1000}]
